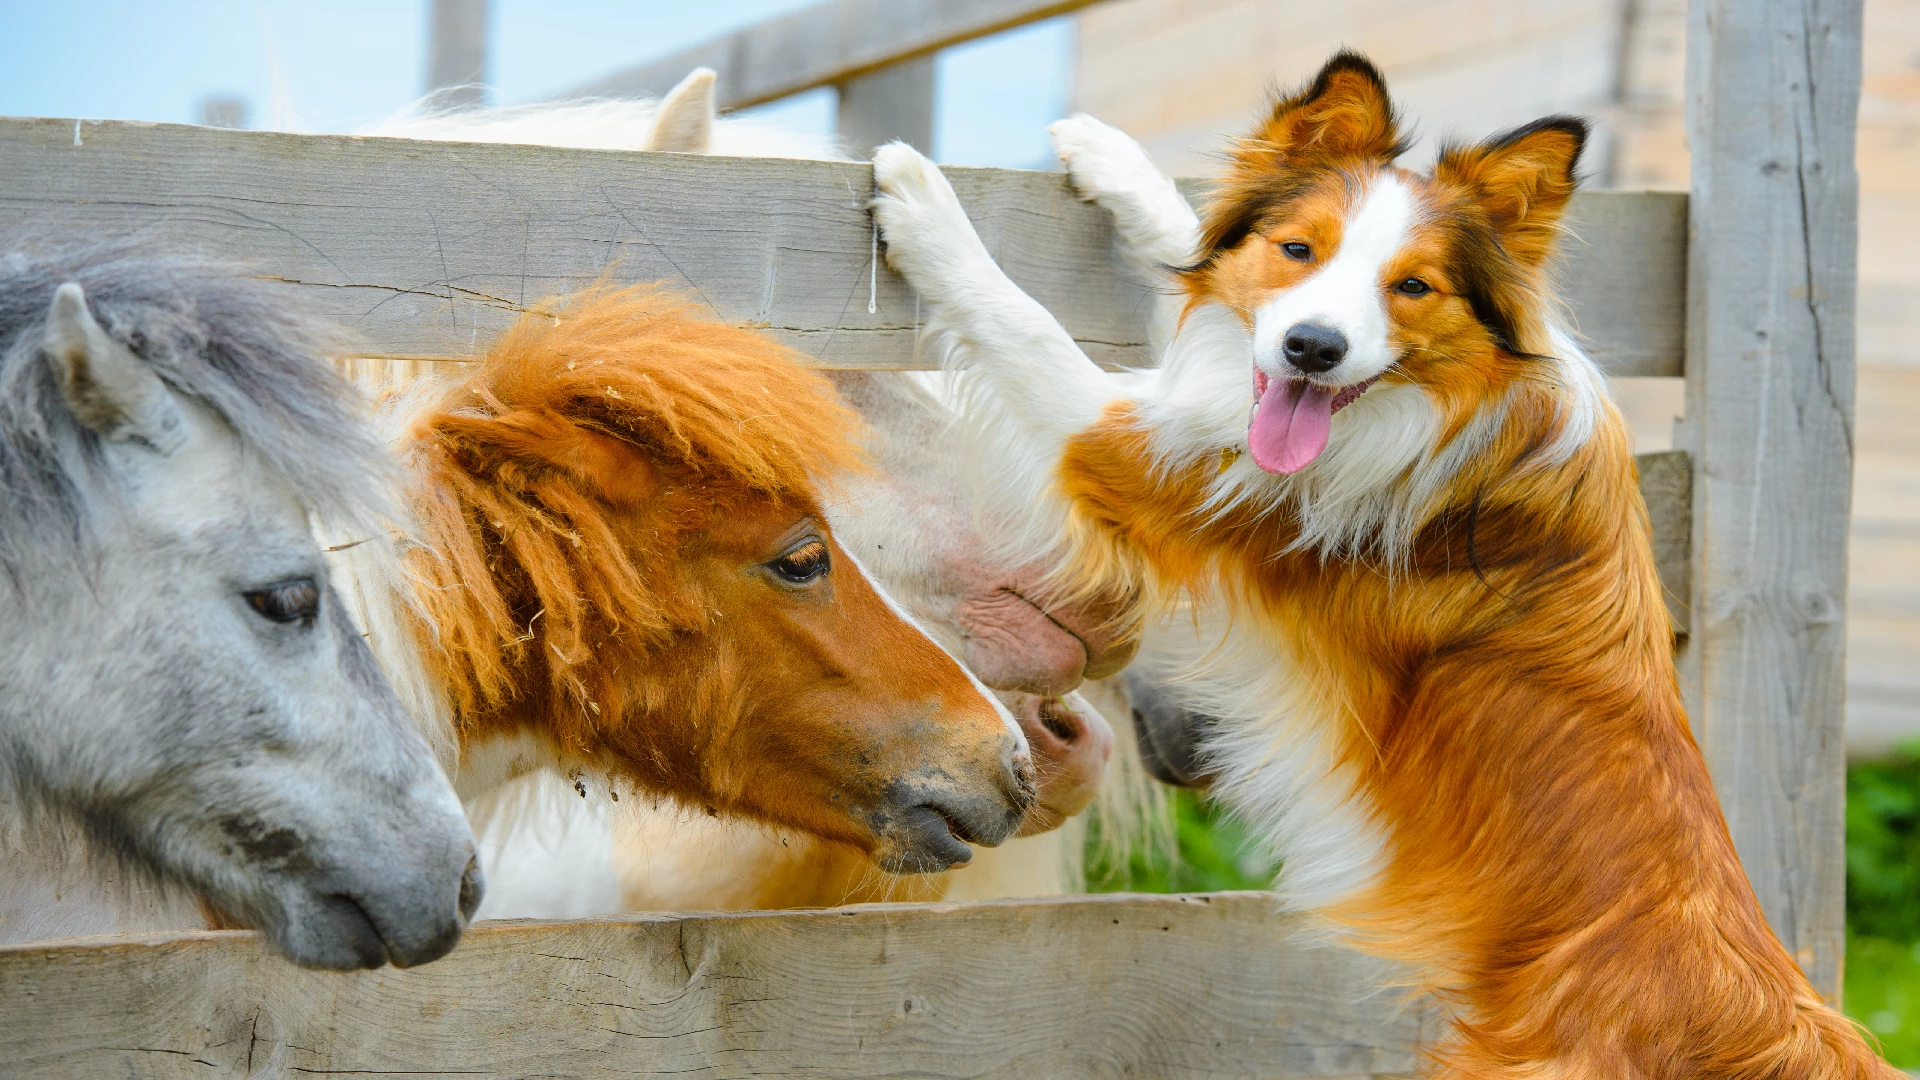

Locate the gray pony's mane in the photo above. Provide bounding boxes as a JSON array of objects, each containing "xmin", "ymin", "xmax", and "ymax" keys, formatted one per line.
[{"xmin": 0, "ymin": 244, "xmax": 398, "ymax": 572}]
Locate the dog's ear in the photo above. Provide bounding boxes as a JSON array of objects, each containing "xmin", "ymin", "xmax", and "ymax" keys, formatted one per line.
[
  {"xmin": 1245, "ymin": 51, "xmax": 1402, "ymax": 166},
  {"xmin": 1433, "ymin": 117, "xmax": 1588, "ymax": 268}
]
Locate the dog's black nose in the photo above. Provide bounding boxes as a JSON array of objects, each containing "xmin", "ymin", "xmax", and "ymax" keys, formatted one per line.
[{"xmin": 1283, "ymin": 323, "xmax": 1348, "ymax": 374}]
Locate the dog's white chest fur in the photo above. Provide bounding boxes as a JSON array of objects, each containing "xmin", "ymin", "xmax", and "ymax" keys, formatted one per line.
[{"xmin": 1138, "ymin": 608, "xmax": 1386, "ymax": 911}]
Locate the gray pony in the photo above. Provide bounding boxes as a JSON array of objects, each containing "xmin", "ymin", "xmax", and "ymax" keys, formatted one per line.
[{"xmin": 0, "ymin": 246, "xmax": 480, "ymax": 969}]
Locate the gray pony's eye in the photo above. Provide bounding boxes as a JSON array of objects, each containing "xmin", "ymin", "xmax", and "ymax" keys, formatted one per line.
[{"xmin": 245, "ymin": 579, "xmax": 320, "ymax": 627}]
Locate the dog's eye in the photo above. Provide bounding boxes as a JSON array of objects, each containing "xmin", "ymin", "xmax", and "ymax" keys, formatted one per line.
[
  {"xmin": 1280, "ymin": 242, "xmax": 1312, "ymax": 261},
  {"xmin": 1395, "ymin": 277, "xmax": 1432, "ymax": 296},
  {"xmin": 246, "ymin": 579, "xmax": 320, "ymax": 627},
  {"xmin": 769, "ymin": 540, "xmax": 830, "ymax": 585}
]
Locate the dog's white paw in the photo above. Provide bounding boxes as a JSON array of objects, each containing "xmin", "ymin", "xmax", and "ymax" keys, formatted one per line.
[
  {"xmin": 871, "ymin": 142, "xmax": 993, "ymax": 293},
  {"xmin": 1051, "ymin": 114, "xmax": 1198, "ymax": 269},
  {"xmin": 1050, "ymin": 114, "xmax": 1163, "ymax": 207}
]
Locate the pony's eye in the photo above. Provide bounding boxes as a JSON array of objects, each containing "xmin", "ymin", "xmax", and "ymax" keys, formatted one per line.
[
  {"xmin": 1280, "ymin": 242, "xmax": 1312, "ymax": 261},
  {"xmin": 245, "ymin": 579, "xmax": 320, "ymax": 627},
  {"xmin": 1395, "ymin": 277, "xmax": 1432, "ymax": 296},
  {"xmin": 769, "ymin": 540, "xmax": 830, "ymax": 585}
]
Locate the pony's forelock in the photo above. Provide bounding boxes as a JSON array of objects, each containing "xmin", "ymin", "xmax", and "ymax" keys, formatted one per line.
[
  {"xmin": 395, "ymin": 284, "xmax": 868, "ymax": 730},
  {"xmin": 0, "ymin": 242, "xmax": 400, "ymax": 570}
]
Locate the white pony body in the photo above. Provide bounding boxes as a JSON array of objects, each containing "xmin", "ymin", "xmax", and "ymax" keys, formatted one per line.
[{"xmin": 363, "ymin": 69, "xmax": 846, "ymax": 161}]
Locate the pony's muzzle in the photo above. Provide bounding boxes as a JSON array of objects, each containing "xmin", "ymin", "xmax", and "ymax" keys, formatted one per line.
[
  {"xmin": 458, "ymin": 855, "xmax": 485, "ymax": 921},
  {"xmin": 269, "ymin": 831, "xmax": 482, "ymax": 971},
  {"xmin": 1125, "ymin": 669, "xmax": 1217, "ymax": 789},
  {"xmin": 871, "ymin": 756, "xmax": 1033, "ymax": 874}
]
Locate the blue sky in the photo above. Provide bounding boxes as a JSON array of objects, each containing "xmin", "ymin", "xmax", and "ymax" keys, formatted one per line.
[{"xmin": 0, "ymin": 1, "xmax": 1074, "ymax": 168}]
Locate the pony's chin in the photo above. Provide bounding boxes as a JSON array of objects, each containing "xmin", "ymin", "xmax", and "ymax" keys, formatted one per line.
[{"xmin": 874, "ymin": 805, "xmax": 978, "ymax": 874}]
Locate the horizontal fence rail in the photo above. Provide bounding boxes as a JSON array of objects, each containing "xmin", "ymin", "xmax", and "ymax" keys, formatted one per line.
[
  {"xmin": 0, "ymin": 116, "xmax": 1696, "ymax": 620},
  {"xmin": 0, "ymin": 894, "xmax": 1438, "ymax": 1080},
  {"xmin": 0, "ymin": 119, "xmax": 1684, "ymax": 377},
  {"xmin": 560, "ymin": 0, "xmax": 1110, "ymax": 109}
]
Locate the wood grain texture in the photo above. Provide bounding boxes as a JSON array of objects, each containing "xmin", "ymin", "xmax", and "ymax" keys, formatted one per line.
[
  {"xmin": 1638, "ymin": 449, "xmax": 1694, "ymax": 636},
  {"xmin": 1679, "ymin": 0, "xmax": 1861, "ymax": 1001},
  {"xmin": 0, "ymin": 117, "xmax": 1151, "ymax": 371},
  {"xmin": 0, "ymin": 118, "xmax": 1685, "ymax": 377},
  {"xmin": 1559, "ymin": 192, "xmax": 1689, "ymax": 379},
  {"xmin": 560, "ymin": 0, "xmax": 1107, "ymax": 109},
  {"xmin": 0, "ymin": 894, "xmax": 1437, "ymax": 1079}
]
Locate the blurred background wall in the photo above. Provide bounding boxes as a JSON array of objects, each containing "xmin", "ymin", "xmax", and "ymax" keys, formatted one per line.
[{"xmin": 1074, "ymin": 0, "xmax": 1920, "ymax": 759}]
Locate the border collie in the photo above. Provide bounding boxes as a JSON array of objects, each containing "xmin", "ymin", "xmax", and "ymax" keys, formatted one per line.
[{"xmin": 870, "ymin": 51, "xmax": 1892, "ymax": 1080}]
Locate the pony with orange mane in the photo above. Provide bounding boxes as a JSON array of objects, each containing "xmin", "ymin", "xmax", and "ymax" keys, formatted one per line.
[
  {"xmin": 337, "ymin": 285, "xmax": 1036, "ymax": 877},
  {"xmin": 359, "ymin": 88, "xmax": 1161, "ymax": 915}
]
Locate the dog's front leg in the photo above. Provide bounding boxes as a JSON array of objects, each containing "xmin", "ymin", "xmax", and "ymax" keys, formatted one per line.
[{"xmin": 871, "ymin": 143, "xmax": 1122, "ymax": 563}]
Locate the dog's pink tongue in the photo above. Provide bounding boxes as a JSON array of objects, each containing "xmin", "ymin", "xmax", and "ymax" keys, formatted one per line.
[{"xmin": 1248, "ymin": 379, "xmax": 1337, "ymax": 474}]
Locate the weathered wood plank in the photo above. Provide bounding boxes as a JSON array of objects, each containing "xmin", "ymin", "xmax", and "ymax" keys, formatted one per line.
[
  {"xmin": 1559, "ymin": 191, "xmax": 1688, "ymax": 379},
  {"xmin": 837, "ymin": 55, "xmax": 937, "ymax": 158},
  {"xmin": 1638, "ymin": 449, "xmax": 1694, "ymax": 636},
  {"xmin": 560, "ymin": 0, "xmax": 1106, "ymax": 110},
  {"xmin": 0, "ymin": 117, "xmax": 1152, "ymax": 371},
  {"xmin": 1679, "ymin": 0, "xmax": 1860, "ymax": 1001},
  {"xmin": 0, "ymin": 118, "xmax": 1685, "ymax": 376},
  {"xmin": 0, "ymin": 894, "xmax": 1434, "ymax": 1079}
]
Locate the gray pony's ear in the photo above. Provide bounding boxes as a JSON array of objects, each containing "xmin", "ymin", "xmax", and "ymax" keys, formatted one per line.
[
  {"xmin": 42, "ymin": 282, "xmax": 186, "ymax": 453},
  {"xmin": 647, "ymin": 67, "xmax": 717, "ymax": 153}
]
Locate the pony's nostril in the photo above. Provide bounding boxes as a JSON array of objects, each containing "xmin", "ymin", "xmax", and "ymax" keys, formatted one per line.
[
  {"xmin": 1008, "ymin": 750, "xmax": 1038, "ymax": 806},
  {"xmin": 458, "ymin": 855, "xmax": 485, "ymax": 922},
  {"xmin": 1039, "ymin": 698, "xmax": 1079, "ymax": 742},
  {"xmin": 1283, "ymin": 323, "xmax": 1348, "ymax": 374}
]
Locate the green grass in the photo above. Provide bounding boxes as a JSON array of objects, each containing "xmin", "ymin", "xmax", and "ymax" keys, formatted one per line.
[
  {"xmin": 1847, "ymin": 931, "xmax": 1920, "ymax": 1065},
  {"xmin": 1083, "ymin": 788, "xmax": 1277, "ymax": 894},
  {"xmin": 1085, "ymin": 746, "xmax": 1920, "ymax": 1068},
  {"xmin": 1846, "ymin": 743, "xmax": 1920, "ymax": 1066}
]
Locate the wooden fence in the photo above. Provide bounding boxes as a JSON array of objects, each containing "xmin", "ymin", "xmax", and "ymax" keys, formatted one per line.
[
  {"xmin": 0, "ymin": 0, "xmax": 1859, "ymax": 1072},
  {"xmin": 0, "ymin": 895, "xmax": 1444, "ymax": 1079}
]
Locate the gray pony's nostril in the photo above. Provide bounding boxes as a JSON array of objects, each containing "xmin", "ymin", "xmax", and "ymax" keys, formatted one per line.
[
  {"xmin": 1282, "ymin": 323, "xmax": 1348, "ymax": 374},
  {"xmin": 458, "ymin": 855, "xmax": 485, "ymax": 922}
]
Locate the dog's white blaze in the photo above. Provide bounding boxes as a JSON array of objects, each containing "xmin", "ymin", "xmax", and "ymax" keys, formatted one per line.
[{"xmin": 1251, "ymin": 175, "xmax": 1416, "ymax": 386}]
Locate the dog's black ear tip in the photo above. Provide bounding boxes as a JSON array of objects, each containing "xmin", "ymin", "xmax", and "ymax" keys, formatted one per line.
[
  {"xmin": 1314, "ymin": 49, "xmax": 1390, "ymax": 91},
  {"xmin": 1484, "ymin": 114, "xmax": 1593, "ymax": 165}
]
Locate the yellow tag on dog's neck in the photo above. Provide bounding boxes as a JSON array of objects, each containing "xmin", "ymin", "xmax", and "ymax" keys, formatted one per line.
[{"xmin": 1218, "ymin": 447, "xmax": 1240, "ymax": 474}]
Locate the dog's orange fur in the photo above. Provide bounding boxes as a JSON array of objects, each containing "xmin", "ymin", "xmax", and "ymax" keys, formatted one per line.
[
  {"xmin": 1052, "ymin": 54, "xmax": 1891, "ymax": 1079},
  {"xmin": 398, "ymin": 286, "xmax": 1023, "ymax": 861}
]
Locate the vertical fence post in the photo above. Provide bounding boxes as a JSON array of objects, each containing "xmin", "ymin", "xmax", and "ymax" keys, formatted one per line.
[
  {"xmin": 428, "ymin": 0, "xmax": 491, "ymax": 109},
  {"xmin": 1680, "ymin": 0, "xmax": 1862, "ymax": 1001},
  {"xmin": 836, "ymin": 55, "xmax": 936, "ymax": 158}
]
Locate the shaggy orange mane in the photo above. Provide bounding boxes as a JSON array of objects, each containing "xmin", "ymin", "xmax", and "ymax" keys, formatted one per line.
[{"xmin": 397, "ymin": 285, "xmax": 865, "ymax": 751}]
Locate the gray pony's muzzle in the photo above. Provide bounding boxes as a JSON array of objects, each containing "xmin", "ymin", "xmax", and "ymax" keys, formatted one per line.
[{"xmin": 1124, "ymin": 669, "xmax": 1217, "ymax": 789}]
